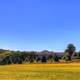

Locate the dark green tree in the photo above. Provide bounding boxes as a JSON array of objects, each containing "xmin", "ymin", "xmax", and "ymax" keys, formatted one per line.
[
  {"xmin": 76, "ymin": 51, "xmax": 80, "ymax": 59},
  {"xmin": 41, "ymin": 56, "xmax": 47, "ymax": 63},
  {"xmin": 29, "ymin": 51, "xmax": 36, "ymax": 63},
  {"xmin": 65, "ymin": 44, "xmax": 76, "ymax": 61},
  {"xmin": 53, "ymin": 53, "xmax": 59, "ymax": 62}
]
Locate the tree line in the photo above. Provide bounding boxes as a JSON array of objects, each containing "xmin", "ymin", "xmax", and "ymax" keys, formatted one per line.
[{"xmin": 0, "ymin": 43, "xmax": 80, "ymax": 65}]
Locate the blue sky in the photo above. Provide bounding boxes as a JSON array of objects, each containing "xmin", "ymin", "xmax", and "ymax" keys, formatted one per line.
[{"xmin": 0, "ymin": 0, "xmax": 80, "ymax": 51}]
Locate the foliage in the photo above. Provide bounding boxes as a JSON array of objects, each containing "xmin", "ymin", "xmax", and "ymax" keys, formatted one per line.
[
  {"xmin": 65, "ymin": 44, "xmax": 76, "ymax": 61},
  {"xmin": 0, "ymin": 43, "xmax": 78, "ymax": 65},
  {"xmin": 53, "ymin": 53, "xmax": 59, "ymax": 62},
  {"xmin": 41, "ymin": 56, "xmax": 47, "ymax": 63},
  {"xmin": 76, "ymin": 51, "xmax": 80, "ymax": 59}
]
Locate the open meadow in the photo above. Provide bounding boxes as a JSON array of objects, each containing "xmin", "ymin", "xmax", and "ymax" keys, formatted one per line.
[{"xmin": 0, "ymin": 63, "xmax": 80, "ymax": 80}]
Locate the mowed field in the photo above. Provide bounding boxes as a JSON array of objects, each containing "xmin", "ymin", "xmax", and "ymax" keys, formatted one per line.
[{"xmin": 0, "ymin": 63, "xmax": 80, "ymax": 80}]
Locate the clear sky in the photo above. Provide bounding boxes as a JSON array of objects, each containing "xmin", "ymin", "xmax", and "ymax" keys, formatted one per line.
[{"xmin": 0, "ymin": 0, "xmax": 80, "ymax": 51}]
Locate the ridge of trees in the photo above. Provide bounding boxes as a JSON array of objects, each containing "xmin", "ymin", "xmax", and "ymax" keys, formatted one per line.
[{"xmin": 0, "ymin": 44, "xmax": 80, "ymax": 65}]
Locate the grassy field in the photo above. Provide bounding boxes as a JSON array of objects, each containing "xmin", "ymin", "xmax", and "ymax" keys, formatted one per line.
[{"xmin": 0, "ymin": 63, "xmax": 80, "ymax": 80}]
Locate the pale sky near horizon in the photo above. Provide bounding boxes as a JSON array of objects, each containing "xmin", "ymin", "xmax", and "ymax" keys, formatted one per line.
[{"xmin": 0, "ymin": 0, "xmax": 80, "ymax": 51}]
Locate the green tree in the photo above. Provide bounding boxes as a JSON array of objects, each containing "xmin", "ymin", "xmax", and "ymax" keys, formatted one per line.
[
  {"xmin": 29, "ymin": 51, "xmax": 36, "ymax": 63},
  {"xmin": 53, "ymin": 53, "xmax": 59, "ymax": 62},
  {"xmin": 41, "ymin": 56, "xmax": 47, "ymax": 63},
  {"xmin": 65, "ymin": 44, "xmax": 76, "ymax": 61},
  {"xmin": 76, "ymin": 51, "xmax": 80, "ymax": 59}
]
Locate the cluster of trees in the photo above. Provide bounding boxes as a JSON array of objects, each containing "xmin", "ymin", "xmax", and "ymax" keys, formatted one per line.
[
  {"xmin": 0, "ymin": 50, "xmax": 60, "ymax": 65},
  {"xmin": 0, "ymin": 43, "xmax": 80, "ymax": 65}
]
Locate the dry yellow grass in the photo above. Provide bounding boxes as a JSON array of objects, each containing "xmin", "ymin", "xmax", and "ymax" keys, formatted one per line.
[{"xmin": 0, "ymin": 63, "xmax": 80, "ymax": 80}]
